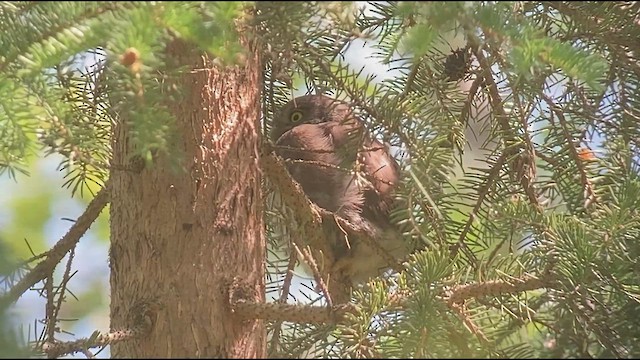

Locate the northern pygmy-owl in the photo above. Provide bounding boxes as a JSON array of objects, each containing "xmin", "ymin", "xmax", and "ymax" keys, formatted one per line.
[{"xmin": 271, "ymin": 94, "xmax": 411, "ymax": 299}]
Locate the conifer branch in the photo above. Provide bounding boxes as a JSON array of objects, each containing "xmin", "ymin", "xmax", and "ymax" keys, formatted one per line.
[
  {"xmin": 466, "ymin": 26, "xmax": 543, "ymax": 211},
  {"xmin": 230, "ymin": 276, "xmax": 358, "ymax": 325},
  {"xmin": 268, "ymin": 249, "xmax": 298, "ymax": 353},
  {"xmin": 0, "ymin": 181, "xmax": 111, "ymax": 311},
  {"xmin": 445, "ymin": 275, "xmax": 551, "ymax": 306},
  {"xmin": 540, "ymin": 93, "xmax": 598, "ymax": 209},
  {"xmin": 39, "ymin": 298, "xmax": 159, "ymax": 358}
]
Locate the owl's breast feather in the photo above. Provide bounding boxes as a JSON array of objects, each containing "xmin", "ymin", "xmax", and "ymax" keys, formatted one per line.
[{"xmin": 274, "ymin": 123, "xmax": 361, "ymax": 215}]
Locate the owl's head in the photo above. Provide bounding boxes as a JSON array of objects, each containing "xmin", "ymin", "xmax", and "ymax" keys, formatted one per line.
[{"xmin": 270, "ymin": 94, "xmax": 353, "ymax": 142}]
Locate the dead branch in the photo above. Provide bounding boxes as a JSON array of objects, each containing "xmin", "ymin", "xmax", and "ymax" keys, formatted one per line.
[
  {"xmin": 540, "ymin": 93, "xmax": 598, "ymax": 209},
  {"xmin": 44, "ymin": 273, "xmax": 56, "ymax": 348},
  {"xmin": 292, "ymin": 242, "xmax": 334, "ymax": 306},
  {"xmin": 41, "ymin": 329, "xmax": 138, "ymax": 358},
  {"xmin": 233, "ymin": 300, "xmax": 357, "ymax": 325},
  {"xmin": 231, "ymin": 272, "xmax": 554, "ymax": 326},
  {"xmin": 39, "ymin": 297, "xmax": 159, "ymax": 358},
  {"xmin": 465, "ymin": 25, "xmax": 543, "ymax": 212},
  {"xmin": 445, "ymin": 275, "xmax": 551, "ymax": 306},
  {"xmin": 230, "ymin": 276, "xmax": 356, "ymax": 324},
  {"xmin": 450, "ymin": 301, "xmax": 489, "ymax": 344},
  {"xmin": 268, "ymin": 249, "xmax": 298, "ymax": 353},
  {"xmin": 231, "ymin": 291, "xmax": 357, "ymax": 325},
  {"xmin": 0, "ymin": 181, "xmax": 111, "ymax": 312}
]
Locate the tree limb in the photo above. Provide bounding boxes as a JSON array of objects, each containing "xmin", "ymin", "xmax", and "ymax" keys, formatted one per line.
[
  {"xmin": 39, "ymin": 297, "xmax": 159, "ymax": 358},
  {"xmin": 230, "ymin": 276, "xmax": 357, "ymax": 325},
  {"xmin": 0, "ymin": 181, "xmax": 111, "ymax": 312},
  {"xmin": 41, "ymin": 329, "xmax": 139, "ymax": 359},
  {"xmin": 231, "ymin": 273, "xmax": 554, "ymax": 325},
  {"xmin": 445, "ymin": 275, "xmax": 551, "ymax": 306}
]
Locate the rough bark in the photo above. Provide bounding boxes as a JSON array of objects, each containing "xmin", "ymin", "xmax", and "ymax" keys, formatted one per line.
[{"xmin": 108, "ymin": 32, "xmax": 265, "ymax": 357}]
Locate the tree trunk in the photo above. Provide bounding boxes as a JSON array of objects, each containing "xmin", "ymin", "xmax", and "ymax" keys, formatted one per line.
[{"xmin": 108, "ymin": 32, "xmax": 265, "ymax": 357}]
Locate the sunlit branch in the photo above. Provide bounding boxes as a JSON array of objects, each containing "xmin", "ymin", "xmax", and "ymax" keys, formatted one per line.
[{"xmin": 0, "ymin": 181, "xmax": 111, "ymax": 312}]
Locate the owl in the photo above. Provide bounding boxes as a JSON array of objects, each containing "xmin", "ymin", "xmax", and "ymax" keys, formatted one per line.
[{"xmin": 270, "ymin": 94, "xmax": 411, "ymax": 301}]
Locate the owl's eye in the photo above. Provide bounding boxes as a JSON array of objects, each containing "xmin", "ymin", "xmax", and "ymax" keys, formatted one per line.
[{"xmin": 290, "ymin": 111, "xmax": 304, "ymax": 123}]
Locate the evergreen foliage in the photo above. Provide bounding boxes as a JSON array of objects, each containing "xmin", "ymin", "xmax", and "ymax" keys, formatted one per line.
[{"xmin": 1, "ymin": 1, "xmax": 639, "ymax": 358}]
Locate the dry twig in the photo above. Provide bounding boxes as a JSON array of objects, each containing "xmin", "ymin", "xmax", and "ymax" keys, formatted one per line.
[{"xmin": 0, "ymin": 181, "xmax": 111, "ymax": 312}]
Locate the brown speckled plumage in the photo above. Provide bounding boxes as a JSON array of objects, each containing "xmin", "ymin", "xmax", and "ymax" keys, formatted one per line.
[{"xmin": 271, "ymin": 95, "xmax": 411, "ymax": 299}]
